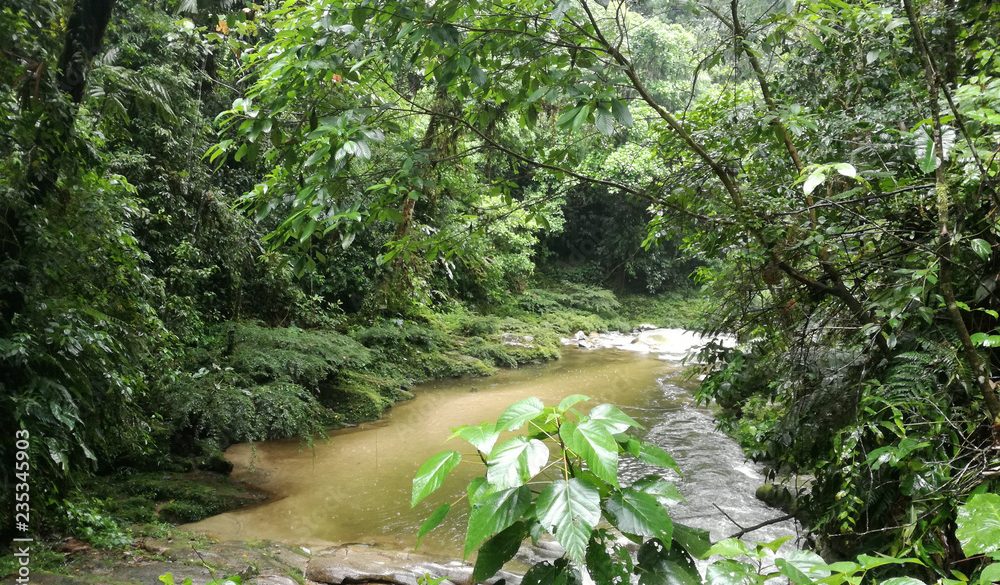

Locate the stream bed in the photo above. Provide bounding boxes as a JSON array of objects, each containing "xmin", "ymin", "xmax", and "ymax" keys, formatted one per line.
[{"xmin": 186, "ymin": 340, "xmax": 798, "ymax": 557}]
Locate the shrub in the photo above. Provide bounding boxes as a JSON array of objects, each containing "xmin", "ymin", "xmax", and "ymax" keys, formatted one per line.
[{"xmin": 61, "ymin": 499, "xmax": 132, "ymax": 548}]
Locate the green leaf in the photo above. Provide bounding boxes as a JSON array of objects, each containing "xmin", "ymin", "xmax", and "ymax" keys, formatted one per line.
[
  {"xmin": 705, "ymin": 538, "xmax": 751, "ymax": 559},
  {"xmin": 561, "ymin": 420, "xmax": 619, "ymax": 486},
  {"xmin": 416, "ymin": 503, "xmax": 450, "ymax": 545},
  {"xmin": 803, "ymin": 169, "xmax": 827, "ymax": 195},
  {"xmin": 411, "ymin": 450, "xmax": 461, "ymax": 507},
  {"xmin": 631, "ymin": 476, "xmax": 684, "ymax": 506},
  {"xmin": 522, "ymin": 558, "xmax": 577, "ymax": 585},
  {"xmin": 833, "ymin": 163, "xmax": 857, "ymax": 178},
  {"xmin": 469, "ymin": 65, "xmax": 487, "ymax": 87},
  {"xmin": 465, "ymin": 485, "xmax": 533, "ymax": 557},
  {"xmin": 978, "ymin": 563, "xmax": 1000, "ymax": 585},
  {"xmin": 589, "ymin": 403, "xmax": 641, "ymax": 433},
  {"xmin": 918, "ymin": 131, "xmax": 937, "ymax": 174},
  {"xmin": 496, "ymin": 397, "xmax": 545, "ymax": 431},
  {"xmin": 706, "ymin": 560, "xmax": 760, "ymax": 585},
  {"xmin": 777, "ymin": 550, "xmax": 830, "ymax": 585},
  {"xmin": 625, "ymin": 438, "xmax": 680, "ymax": 473},
  {"xmin": 605, "ymin": 487, "xmax": 673, "ymax": 544},
  {"xmin": 586, "ymin": 532, "xmax": 632, "ymax": 585},
  {"xmin": 637, "ymin": 539, "xmax": 701, "ymax": 585},
  {"xmin": 672, "ymin": 523, "xmax": 712, "ymax": 559},
  {"xmin": 487, "ymin": 437, "xmax": 549, "ymax": 489},
  {"xmin": 970, "ymin": 238, "xmax": 992, "ymax": 260},
  {"xmin": 472, "ymin": 520, "xmax": 531, "ymax": 581},
  {"xmin": 536, "ymin": 478, "xmax": 602, "ymax": 563},
  {"xmin": 595, "ymin": 107, "xmax": 615, "ymax": 136},
  {"xmin": 610, "ymin": 98, "xmax": 633, "ymax": 127},
  {"xmin": 855, "ymin": 553, "xmax": 921, "ymax": 570},
  {"xmin": 957, "ymin": 493, "xmax": 1000, "ymax": 556},
  {"xmin": 451, "ymin": 422, "xmax": 500, "ymax": 455},
  {"xmin": 776, "ymin": 558, "xmax": 815, "ymax": 585},
  {"xmin": 558, "ymin": 394, "xmax": 590, "ymax": 412},
  {"xmin": 571, "ymin": 103, "xmax": 593, "ymax": 132},
  {"xmin": 557, "ymin": 106, "xmax": 582, "ymax": 128}
]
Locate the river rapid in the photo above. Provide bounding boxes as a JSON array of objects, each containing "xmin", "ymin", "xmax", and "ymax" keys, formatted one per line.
[{"xmin": 186, "ymin": 332, "xmax": 798, "ymax": 558}]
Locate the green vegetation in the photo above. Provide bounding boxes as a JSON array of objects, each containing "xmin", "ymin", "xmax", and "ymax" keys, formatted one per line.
[
  {"xmin": 414, "ymin": 397, "xmax": 1000, "ymax": 585},
  {"xmin": 3, "ymin": 0, "xmax": 1000, "ymax": 582}
]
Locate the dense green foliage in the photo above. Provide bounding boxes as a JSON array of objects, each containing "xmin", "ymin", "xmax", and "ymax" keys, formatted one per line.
[
  {"xmin": 414, "ymin": 397, "xmax": 1000, "ymax": 584},
  {"xmin": 2, "ymin": 0, "xmax": 999, "ymax": 582},
  {"xmin": 0, "ymin": 0, "xmax": 696, "ymax": 544}
]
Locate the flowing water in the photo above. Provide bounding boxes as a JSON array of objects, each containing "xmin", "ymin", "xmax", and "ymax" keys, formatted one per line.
[{"xmin": 186, "ymin": 344, "xmax": 798, "ymax": 555}]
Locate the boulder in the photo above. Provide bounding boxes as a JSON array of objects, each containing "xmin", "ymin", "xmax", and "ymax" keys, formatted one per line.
[{"xmin": 306, "ymin": 544, "xmax": 519, "ymax": 585}]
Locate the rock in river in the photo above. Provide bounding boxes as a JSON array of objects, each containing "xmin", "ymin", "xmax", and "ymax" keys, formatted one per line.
[{"xmin": 306, "ymin": 544, "xmax": 520, "ymax": 585}]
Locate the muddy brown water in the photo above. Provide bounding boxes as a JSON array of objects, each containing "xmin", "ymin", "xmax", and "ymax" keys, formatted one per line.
[{"xmin": 186, "ymin": 346, "xmax": 797, "ymax": 556}]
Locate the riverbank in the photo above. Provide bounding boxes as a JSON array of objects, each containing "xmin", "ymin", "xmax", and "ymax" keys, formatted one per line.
[
  {"xmin": 1, "ymin": 286, "xmax": 714, "ymax": 581},
  {"xmin": 3, "ymin": 325, "xmax": 799, "ymax": 585}
]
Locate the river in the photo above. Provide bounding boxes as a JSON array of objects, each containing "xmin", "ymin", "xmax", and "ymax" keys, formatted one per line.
[{"xmin": 186, "ymin": 341, "xmax": 798, "ymax": 557}]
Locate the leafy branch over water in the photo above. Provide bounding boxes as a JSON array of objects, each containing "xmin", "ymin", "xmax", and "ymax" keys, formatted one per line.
[{"xmin": 413, "ymin": 397, "xmax": 1000, "ymax": 585}]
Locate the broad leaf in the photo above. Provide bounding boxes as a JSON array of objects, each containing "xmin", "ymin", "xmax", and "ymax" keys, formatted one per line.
[
  {"xmin": 879, "ymin": 579, "xmax": 927, "ymax": 585},
  {"xmin": 589, "ymin": 403, "xmax": 641, "ymax": 433},
  {"xmin": 970, "ymin": 238, "xmax": 991, "ymax": 260},
  {"xmin": 672, "ymin": 523, "xmax": 712, "ymax": 559},
  {"xmin": 610, "ymin": 98, "xmax": 633, "ymax": 127},
  {"xmin": 978, "ymin": 563, "xmax": 1000, "ymax": 585},
  {"xmin": 536, "ymin": 478, "xmax": 602, "ymax": 563},
  {"xmin": 833, "ymin": 163, "xmax": 856, "ymax": 178},
  {"xmin": 586, "ymin": 532, "xmax": 632, "ymax": 585},
  {"xmin": 465, "ymin": 485, "xmax": 533, "ymax": 557},
  {"xmin": 558, "ymin": 394, "xmax": 591, "ymax": 412},
  {"xmin": 416, "ymin": 503, "xmax": 450, "ymax": 545},
  {"xmin": 561, "ymin": 420, "xmax": 619, "ymax": 486},
  {"xmin": 487, "ymin": 437, "xmax": 549, "ymax": 489},
  {"xmin": 411, "ymin": 450, "xmax": 461, "ymax": 507},
  {"xmin": 706, "ymin": 560, "xmax": 760, "ymax": 585},
  {"xmin": 605, "ymin": 487, "xmax": 673, "ymax": 544},
  {"xmin": 803, "ymin": 169, "xmax": 827, "ymax": 195},
  {"xmin": 705, "ymin": 538, "xmax": 752, "ymax": 559},
  {"xmin": 956, "ymin": 493, "xmax": 1000, "ymax": 555},
  {"xmin": 632, "ymin": 476, "xmax": 684, "ymax": 507},
  {"xmin": 522, "ymin": 558, "xmax": 579, "ymax": 585},
  {"xmin": 496, "ymin": 397, "xmax": 545, "ymax": 431},
  {"xmin": 636, "ymin": 539, "xmax": 701, "ymax": 585},
  {"xmin": 451, "ymin": 422, "xmax": 500, "ymax": 455},
  {"xmin": 625, "ymin": 438, "xmax": 680, "ymax": 473},
  {"xmin": 777, "ymin": 550, "xmax": 830, "ymax": 585},
  {"xmin": 595, "ymin": 107, "xmax": 615, "ymax": 136},
  {"xmin": 917, "ymin": 131, "xmax": 937, "ymax": 174},
  {"xmin": 472, "ymin": 520, "xmax": 531, "ymax": 581}
]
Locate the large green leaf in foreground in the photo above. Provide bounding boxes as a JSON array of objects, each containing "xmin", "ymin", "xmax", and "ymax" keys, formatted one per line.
[
  {"xmin": 956, "ymin": 493, "xmax": 1000, "ymax": 555},
  {"xmin": 536, "ymin": 478, "xmax": 601, "ymax": 562}
]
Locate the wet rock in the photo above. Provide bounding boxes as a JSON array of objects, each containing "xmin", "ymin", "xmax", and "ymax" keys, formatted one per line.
[
  {"xmin": 578, "ymin": 340, "xmax": 594, "ymax": 349},
  {"xmin": 501, "ymin": 332, "xmax": 536, "ymax": 347},
  {"xmin": 306, "ymin": 544, "xmax": 519, "ymax": 585},
  {"xmin": 755, "ymin": 473, "xmax": 813, "ymax": 513},
  {"xmin": 248, "ymin": 577, "xmax": 299, "ymax": 585}
]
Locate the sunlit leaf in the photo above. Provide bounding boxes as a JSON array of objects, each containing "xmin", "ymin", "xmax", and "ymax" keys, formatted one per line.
[
  {"xmin": 411, "ymin": 450, "xmax": 461, "ymax": 507},
  {"xmin": 536, "ymin": 478, "xmax": 601, "ymax": 562}
]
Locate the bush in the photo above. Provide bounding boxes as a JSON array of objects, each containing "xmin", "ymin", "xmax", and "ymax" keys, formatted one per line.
[
  {"xmin": 61, "ymin": 499, "xmax": 132, "ymax": 548},
  {"xmin": 224, "ymin": 322, "xmax": 372, "ymax": 386}
]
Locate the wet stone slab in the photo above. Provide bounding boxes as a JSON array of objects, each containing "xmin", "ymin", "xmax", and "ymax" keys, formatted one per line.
[{"xmin": 306, "ymin": 544, "xmax": 521, "ymax": 585}]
